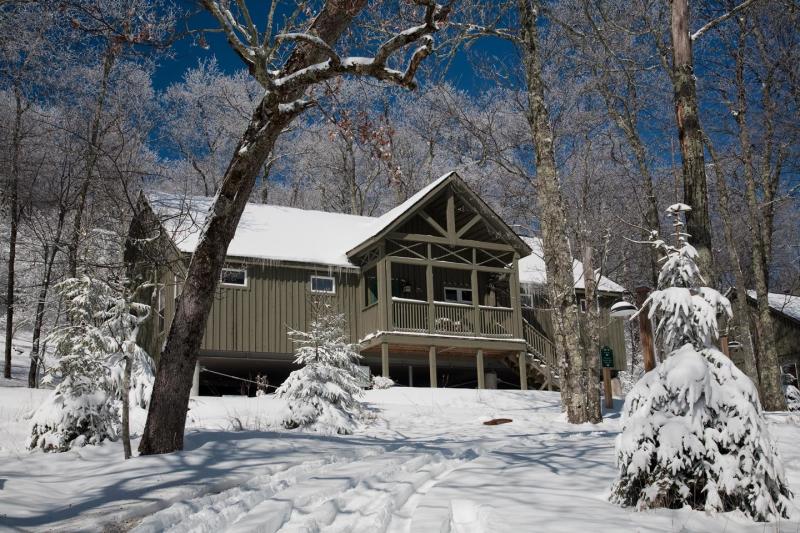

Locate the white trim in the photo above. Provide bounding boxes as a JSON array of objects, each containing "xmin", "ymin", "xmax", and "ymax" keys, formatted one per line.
[
  {"xmin": 220, "ymin": 267, "xmax": 248, "ymax": 288},
  {"xmin": 310, "ymin": 275, "xmax": 336, "ymax": 294}
]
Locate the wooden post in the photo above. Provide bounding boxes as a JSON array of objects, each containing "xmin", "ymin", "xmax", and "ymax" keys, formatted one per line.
[
  {"xmin": 429, "ymin": 346, "xmax": 437, "ymax": 388},
  {"xmin": 518, "ymin": 351, "xmax": 528, "ymax": 390},
  {"xmin": 381, "ymin": 342, "xmax": 389, "ymax": 378},
  {"xmin": 408, "ymin": 365, "xmax": 414, "ymax": 387},
  {"xmin": 426, "ymin": 244, "xmax": 435, "ymax": 333},
  {"xmin": 510, "ymin": 254, "xmax": 523, "ymax": 338},
  {"xmin": 471, "ymin": 262, "xmax": 480, "ymax": 335},
  {"xmin": 385, "ymin": 258, "xmax": 394, "ymax": 330},
  {"xmin": 477, "ymin": 349, "xmax": 485, "ymax": 389},
  {"xmin": 720, "ymin": 335, "xmax": 730, "ymax": 357},
  {"xmin": 190, "ymin": 362, "xmax": 200, "ymax": 397},
  {"xmin": 719, "ymin": 314, "xmax": 730, "ymax": 357},
  {"xmin": 376, "ymin": 252, "xmax": 387, "ymax": 331},
  {"xmin": 635, "ymin": 286, "xmax": 657, "ymax": 372},
  {"xmin": 603, "ymin": 368, "xmax": 613, "ymax": 408}
]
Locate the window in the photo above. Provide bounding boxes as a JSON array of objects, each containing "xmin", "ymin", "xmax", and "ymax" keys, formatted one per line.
[
  {"xmin": 311, "ymin": 275, "xmax": 336, "ymax": 294},
  {"xmin": 444, "ymin": 287, "xmax": 472, "ymax": 304},
  {"xmin": 220, "ymin": 267, "xmax": 247, "ymax": 287},
  {"xmin": 579, "ymin": 298, "xmax": 587, "ymax": 313},
  {"xmin": 364, "ymin": 268, "xmax": 378, "ymax": 306}
]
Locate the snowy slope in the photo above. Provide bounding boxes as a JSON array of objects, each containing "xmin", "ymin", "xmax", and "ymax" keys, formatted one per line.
[{"xmin": 2, "ymin": 387, "xmax": 800, "ymax": 532}]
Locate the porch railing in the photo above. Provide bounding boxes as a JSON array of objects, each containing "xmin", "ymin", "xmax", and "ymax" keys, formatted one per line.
[
  {"xmin": 392, "ymin": 298, "xmax": 428, "ymax": 333},
  {"xmin": 433, "ymin": 301, "xmax": 475, "ymax": 336},
  {"xmin": 479, "ymin": 306, "xmax": 514, "ymax": 337},
  {"xmin": 386, "ymin": 298, "xmax": 516, "ymax": 338}
]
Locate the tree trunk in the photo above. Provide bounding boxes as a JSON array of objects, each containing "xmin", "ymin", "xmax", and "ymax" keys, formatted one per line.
[
  {"xmin": 28, "ymin": 208, "xmax": 66, "ymax": 387},
  {"xmin": 582, "ymin": 241, "xmax": 602, "ymax": 422},
  {"xmin": 4, "ymin": 90, "xmax": 23, "ymax": 380},
  {"xmin": 67, "ymin": 49, "xmax": 115, "ymax": 278},
  {"xmin": 669, "ymin": 0, "xmax": 713, "ymax": 279},
  {"xmin": 704, "ymin": 135, "xmax": 759, "ymax": 384},
  {"xmin": 517, "ymin": 0, "xmax": 589, "ymax": 423},
  {"xmin": 122, "ymin": 354, "xmax": 132, "ymax": 459},
  {"xmin": 138, "ymin": 1, "xmax": 367, "ymax": 455},
  {"xmin": 730, "ymin": 21, "xmax": 785, "ymax": 410}
]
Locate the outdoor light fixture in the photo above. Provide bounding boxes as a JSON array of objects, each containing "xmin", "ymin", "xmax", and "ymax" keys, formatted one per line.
[{"xmin": 609, "ymin": 300, "xmax": 638, "ymax": 318}]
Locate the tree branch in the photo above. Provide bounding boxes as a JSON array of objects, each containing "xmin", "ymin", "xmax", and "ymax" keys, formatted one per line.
[{"xmin": 691, "ymin": 0, "xmax": 763, "ymax": 41}]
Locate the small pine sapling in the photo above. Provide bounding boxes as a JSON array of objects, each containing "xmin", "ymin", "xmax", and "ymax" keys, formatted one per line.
[
  {"xmin": 275, "ymin": 298, "xmax": 366, "ymax": 435},
  {"xmin": 611, "ymin": 204, "xmax": 791, "ymax": 521},
  {"xmin": 29, "ymin": 276, "xmax": 154, "ymax": 454}
]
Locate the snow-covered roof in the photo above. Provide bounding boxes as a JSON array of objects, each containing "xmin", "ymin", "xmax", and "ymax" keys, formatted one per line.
[
  {"xmin": 148, "ymin": 194, "xmax": 377, "ymax": 268},
  {"xmin": 518, "ymin": 236, "xmax": 626, "ymax": 294},
  {"xmin": 147, "ymin": 172, "xmax": 456, "ymax": 269},
  {"xmin": 746, "ymin": 291, "xmax": 800, "ymax": 322}
]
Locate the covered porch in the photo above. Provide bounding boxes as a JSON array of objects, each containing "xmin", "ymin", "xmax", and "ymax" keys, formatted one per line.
[{"xmin": 359, "ymin": 332, "xmax": 529, "ymax": 390}]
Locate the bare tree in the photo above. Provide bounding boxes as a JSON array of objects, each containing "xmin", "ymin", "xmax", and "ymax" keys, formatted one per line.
[{"xmin": 138, "ymin": 0, "xmax": 450, "ymax": 455}]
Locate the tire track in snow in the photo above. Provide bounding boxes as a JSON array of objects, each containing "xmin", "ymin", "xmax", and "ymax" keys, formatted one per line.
[
  {"xmin": 227, "ymin": 447, "xmax": 479, "ymax": 533},
  {"xmin": 132, "ymin": 446, "xmax": 388, "ymax": 533}
]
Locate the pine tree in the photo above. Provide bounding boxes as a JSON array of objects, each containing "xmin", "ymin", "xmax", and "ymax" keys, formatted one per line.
[
  {"xmin": 275, "ymin": 299, "xmax": 366, "ymax": 435},
  {"xmin": 28, "ymin": 276, "xmax": 154, "ymax": 453},
  {"xmin": 611, "ymin": 204, "xmax": 791, "ymax": 521}
]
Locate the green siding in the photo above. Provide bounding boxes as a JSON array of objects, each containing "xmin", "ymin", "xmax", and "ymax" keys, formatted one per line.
[{"xmin": 191, "ymin": 264, "xmax": 360, "ymax": 355}]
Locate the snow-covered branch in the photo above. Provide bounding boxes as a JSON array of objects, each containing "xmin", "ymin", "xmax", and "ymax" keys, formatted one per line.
[
  {"xmin": 691, "ymin": 0, "xmax": 763, "ymax": 41},
  {"xmin": 203, "ymin": 0, "xmax": 448, "ymax": 93}
]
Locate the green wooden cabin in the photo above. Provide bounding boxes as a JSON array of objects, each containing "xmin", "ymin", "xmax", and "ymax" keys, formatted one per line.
[{"xmin": 132, "ymin": 172, "xmax": 628, "ymax": 394}]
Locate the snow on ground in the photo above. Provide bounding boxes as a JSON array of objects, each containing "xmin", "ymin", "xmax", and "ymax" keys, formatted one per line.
[{"xmin": 1, "ymin": 386, "xmax": 800, "ymax": 532}]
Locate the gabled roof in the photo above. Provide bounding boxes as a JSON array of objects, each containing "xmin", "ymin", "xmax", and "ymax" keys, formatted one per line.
[
  {"xmin": 145, "ymin": 171, "xmax": 532, "ymax": 269},
  {"xmin": 746, "ymin": 290, "xmax": 800, "ymax": 324},
  {"xmin": 518, "ymin": 236, "xmax": 626, "ymax": 294},
  {"xmin": 346, "ymin": 171, "xmax": 531, "ymax": 258}
]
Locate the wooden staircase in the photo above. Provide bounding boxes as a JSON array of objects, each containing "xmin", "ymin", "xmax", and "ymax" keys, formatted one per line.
[{"xmin": 520, "ymin": 319, "xmax": 560, "ymax": 390}]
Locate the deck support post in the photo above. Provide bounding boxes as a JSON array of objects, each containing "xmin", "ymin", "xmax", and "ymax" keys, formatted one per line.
[
  {"xmin": 381, "ymin": 342, "xmax": 390, "ymax": 378},
  {"xmin": 408, "ymin": 365, "xmax": 414, "ymax": 387},
  {"xmin": 190, "ymin": 362, "xmax": 200, "ymax": 397},
  {"xmin": 518, "ymin": 351, "xmax": 528, "ymax": 390},
  {"xmin": 477, "ymin": 349, "xmax": 485, "ymax": 389},
  {"xmin": 429, "ymin": 346, "xmax": 437, "ymax": 388}
]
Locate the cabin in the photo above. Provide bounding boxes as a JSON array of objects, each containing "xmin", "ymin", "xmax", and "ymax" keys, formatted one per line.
[
  {"xmin": 729, "ymin": 290, "xmax": 800, "ymax": 383},
  {"xmin": 131, "ymin": 172, "xmax": 627, "ymax": 394}
]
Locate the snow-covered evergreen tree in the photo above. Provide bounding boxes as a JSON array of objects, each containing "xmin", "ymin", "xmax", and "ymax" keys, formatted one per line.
[
  {"xmin": 29, "ymin": 276, "xmax": 154, "ymax": 452},
  {"xmin": 275, "ymin": 299, "xmax": 366, "ymax": 435},
  {"xmin": 611, "ymin": 204, "xmax": 791, "ymax": 521}
]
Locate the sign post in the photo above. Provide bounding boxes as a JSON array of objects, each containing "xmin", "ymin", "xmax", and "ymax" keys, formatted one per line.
[{"xmin": 601, "ymin": 345, "xmax": 614, "ymax": 409}]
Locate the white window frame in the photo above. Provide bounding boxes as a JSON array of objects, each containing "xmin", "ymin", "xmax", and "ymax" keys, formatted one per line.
[
  {"xmin": 579, "ymin": 298, "xmax": 587, "ymax": 313},
  {"xmin": 220, "ymin": 267, "xmax": 248, "ymax": 288},
  {"xmin": 310, "ymin": 275, "xmax": 336, "ymax": 294},
  {"xmin": 443, "ymin": 286, "xmax": 473, "ymax": 304}
]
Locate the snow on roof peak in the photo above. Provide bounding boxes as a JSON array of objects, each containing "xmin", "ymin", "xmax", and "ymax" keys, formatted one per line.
[
  {"xmin": 518, "ymin": 236, "xmax": 626, "ymax": 293},
  {"xmin": 745, "ymin": 290, "xmax": 800, "ymax": 322}
]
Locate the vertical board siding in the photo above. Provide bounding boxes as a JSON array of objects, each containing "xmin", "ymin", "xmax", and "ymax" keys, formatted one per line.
[{"xmin": 198, "ymin": 264, "xmax": 360, "ymax": 356}]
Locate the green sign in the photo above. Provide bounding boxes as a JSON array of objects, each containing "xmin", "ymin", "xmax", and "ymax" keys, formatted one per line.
[{"xmin": 601, "ymin": 346, "xmax": 614, "ymax": 368}]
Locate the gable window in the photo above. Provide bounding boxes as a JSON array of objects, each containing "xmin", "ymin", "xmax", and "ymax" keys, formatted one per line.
[
  {"xmin": 443, "ymin": 287, "xmax": 472, "ymax": 304},
  {"xmin": 311, "ymin": 275, "xmax": 336, "ymax": 294},
  {"xmin": 221, "ymin": 267, "xmax": 247, "ymax": 287}
]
